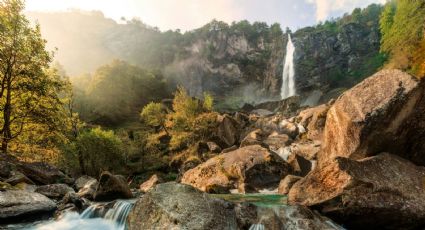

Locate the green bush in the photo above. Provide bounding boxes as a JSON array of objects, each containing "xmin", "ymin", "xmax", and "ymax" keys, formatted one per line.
[{"xmin": 62, "ymin": 127, "xmax": 126, "ymax": 177}]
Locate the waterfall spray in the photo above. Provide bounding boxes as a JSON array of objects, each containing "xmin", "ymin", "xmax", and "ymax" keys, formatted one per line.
[{"xmin": 281, "ymin": 34, "xmax": 296, "ymax": 99}]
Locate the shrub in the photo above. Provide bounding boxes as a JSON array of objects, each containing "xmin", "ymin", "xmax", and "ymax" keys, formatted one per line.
[{"xmin": 62, "ymin": 127, "xmax": 126, "ymax": 176}]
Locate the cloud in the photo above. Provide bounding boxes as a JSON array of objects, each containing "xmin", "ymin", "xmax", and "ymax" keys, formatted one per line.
[{"xmin": 306, "ymin": 0, "xmax": 387, "ymax": 21}]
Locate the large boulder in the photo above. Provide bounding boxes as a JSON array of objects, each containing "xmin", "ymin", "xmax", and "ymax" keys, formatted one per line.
[
  {"xmin": 288, "ymin": 153, "xmax": 425, "ymax": 229},
  {"xmin": 18, "ymin": 162, "xmax": 74, "ymax": 185},
  {"xmin": 35, "ymin": 184, "xmax": 75, "ymax": 199},
  {"xmin": 181, "ymin": 145, "xmax": 291, "ymax": 193},
  {"xmin": 127, "ymin": 182, "xmax": 238, "ymax": 230},
  {"xmin": 320, "ymin": 69, "xmax": 425, "ymax": 166},
  {"xmin": 93, "ymin": 171, "xmax": 133, "ymax": 201},
  {"xmin": 0, "ymin": 190, "xmax": 56, "ymax": 223}
]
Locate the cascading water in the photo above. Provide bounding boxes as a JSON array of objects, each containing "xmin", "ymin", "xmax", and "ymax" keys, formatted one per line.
[
  {"xmin": 280, "ymin": 34, "xmax": 296, "ymax": 99},
  {"xmin": 25, "ymin": 200, "xmax": 135, "ymax": 230}
]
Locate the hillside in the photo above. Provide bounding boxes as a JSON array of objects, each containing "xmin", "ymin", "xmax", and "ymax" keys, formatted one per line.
[{"xmin": 28, "ymin": 5, "xmax": 384, "ymax": 107}]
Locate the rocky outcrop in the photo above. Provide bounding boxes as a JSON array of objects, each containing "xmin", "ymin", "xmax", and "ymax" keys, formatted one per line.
[
  {"xmin": 181, "ymin": 145, "xmax": 291, "ymax": 193},
  {"xmin": 35, "ymin": 184, "xmax": 75, "ymax": 199},
  {"xmin": 139, "ymin": 174, "xmax": 163, "ymax": 193},
  {"xmin": 320, "ymin": 69, "xmax": 425, "ymax": 166},
  {"xmin": 0, "ymin": 190, "xmax": 56, "ymax": 222},
  {"xmin": 289, "ymin": 153, "xmax": 425, "ymax": 229},
  {"xmin": 127, "ymin": 182, "xmax": 238, "ymax": 230},
  {"xmin": 18, "ymin": 162, "xmax": 74, "ymax": 185},
  {"xmin": 93, "ymin": 171, "xmax": 133, "ymax": 201}
]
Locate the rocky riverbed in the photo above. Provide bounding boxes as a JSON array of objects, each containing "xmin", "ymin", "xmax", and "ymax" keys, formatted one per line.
[{"xmin": 1, "ymin": 69, "xmax": 425, "ymax": 229}]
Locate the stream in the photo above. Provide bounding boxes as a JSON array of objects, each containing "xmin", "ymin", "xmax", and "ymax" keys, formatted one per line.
[{"xmin": 2, "ymin": 194, "xmax": 343, "ymax": 230}]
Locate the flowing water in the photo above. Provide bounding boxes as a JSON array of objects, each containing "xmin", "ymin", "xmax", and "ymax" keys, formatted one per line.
[
  {"xmin": 281, "ymin": 34, "xmax": 296, "ymax": 99},
  {"xmin": 4, "ymin": 200, "xmax": 135, "ymax": 230}
]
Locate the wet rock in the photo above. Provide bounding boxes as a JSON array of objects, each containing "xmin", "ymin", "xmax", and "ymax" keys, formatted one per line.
[
  {"xmin": 93, "ymin": 171, "xmax": 133, "ymax": 201},
  {"xmin": 289, "ymin": 153, "xmax": 425, "ymax": 229},
  {"xmin": 127, "ymin": 182, "xmax": 238, "ymax": 230},
  {"xmin": 0, "ymin": 190, "xmax": 56, "ymax": 223},
  {"xmin": 35, "ymin": 184, "xmax": 75, "ymax": 199},
  {"xmin": 320, "ymin": 69, "xmax": 425, "ymax": 166},
  {"xmin": 278, "ymin": 175, "xmax": 302, "ymax": 195},
  {"xmin": 181, "ymin": 145, "xmax": 291, "ymax": 193},
  {"xmin": 139, "ymin": 174, "xmax": 163, "ymax": 193}
]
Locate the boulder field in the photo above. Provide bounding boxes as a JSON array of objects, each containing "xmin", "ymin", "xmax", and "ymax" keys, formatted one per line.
[
  {"xmin": 127, "ymin": 182, "xmax": 341, "ymax": 230},
  {"xmin": 287, "ymin": 69, "xmax": 425, "ymax": 229}
]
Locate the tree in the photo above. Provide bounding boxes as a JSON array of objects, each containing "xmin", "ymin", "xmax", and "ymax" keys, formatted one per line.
[
  {"xmin": 0, "ymin": 0, "xmax": 65, "ymax": 152},
  {"xmin": 140, "ymin": 102, "xmax": 168, "ymax": 134},
  {"xmin": 72, "ymin": 127, "xmax": 125, "ymax": 176}
]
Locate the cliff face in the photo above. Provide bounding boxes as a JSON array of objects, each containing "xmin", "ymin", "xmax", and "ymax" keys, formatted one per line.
[
  {"xmin": 28, "ymin": 4, "xmax": 384, "ymax": 106},
  {"xmin": 170, "ymin": 21, "xmax": 381, "ymax": 105},
  {"xmin": 292, "ymin": 21, "xmax": 382, "ymax": 103},
  {"xmin": 165, "ymin": 28, "xmax": 284, "ymax": 102}
]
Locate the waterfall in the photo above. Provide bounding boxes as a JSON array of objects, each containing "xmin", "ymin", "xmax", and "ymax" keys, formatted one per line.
[
  {"xmin": 104, "ymin": 201, "xmax": 133, "ymax": 228},
  {"xmin": 30, "ymin": 200, "xmax": 134, "ymax": 230},
  {"xmin": 281, "ymin": 34, "xmax": 296, "ymax": 99}
]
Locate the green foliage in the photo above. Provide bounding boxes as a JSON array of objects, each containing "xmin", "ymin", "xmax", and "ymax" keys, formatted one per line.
[
  {"xmin": 141, "ymin": 102, "xmax": 167, "ymax": 128},
  {"xmin": 379, "ymin": 0, "xmax": 425, "ymax": 76},
  {"xmin": 75, "ymin": 60, "xmax": 170, "ymax": 125},
  {"xmin": 0, "ymin": 0, "xmax": 70, "ymax": 154},
  {"xmin": 62, "ymin": 127, "xmax": 126, "ymax": 176}
]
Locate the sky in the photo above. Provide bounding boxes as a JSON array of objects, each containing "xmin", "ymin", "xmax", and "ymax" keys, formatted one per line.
[{"xmin": 25, "ymin": 0, "xmax": 387, "ymax": 31}]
